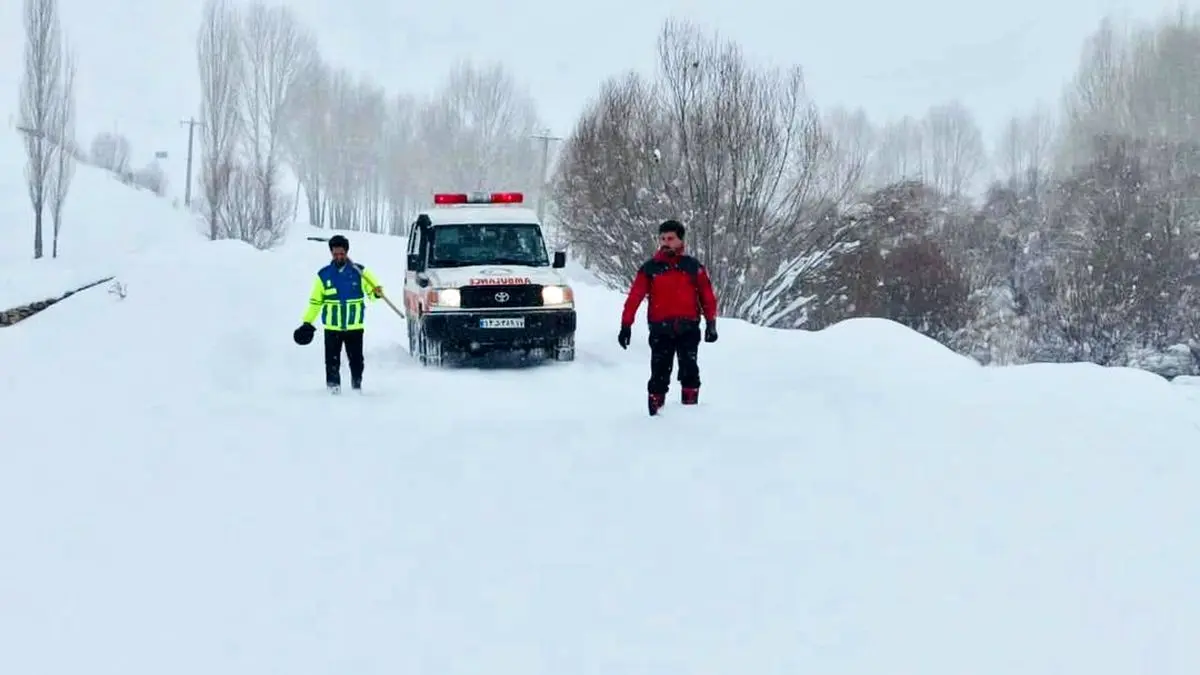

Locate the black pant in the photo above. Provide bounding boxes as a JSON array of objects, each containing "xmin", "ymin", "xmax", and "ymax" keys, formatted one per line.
[
  {"xmin": 647, "ymin": 322, "xmax": 701, "ymax": 395},
  {"xmin": 324, "ymin": 329, "xmax": 364, "ymax": 386}
]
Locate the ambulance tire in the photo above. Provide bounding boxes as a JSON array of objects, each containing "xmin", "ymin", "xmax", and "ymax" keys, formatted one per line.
[
  {"xmin": 422, "ymin": 326, "xmax": 441, "ymax": 365},
  {"xmin": 418, "ymin": 322, "xmax": 443, "ymax": 367},
  {"xmin": 553, "ymin": 334, "xmax": 575, "ymax": 362},
  {"xmin": 406, "ymin": 316, "xmax": 419, "ymax": 359}
]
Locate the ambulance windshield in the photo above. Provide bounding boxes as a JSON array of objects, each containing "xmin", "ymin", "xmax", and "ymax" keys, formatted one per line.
[{"xmin": 428, "ymin": 223, "xmax": 550, "ymax": 268}]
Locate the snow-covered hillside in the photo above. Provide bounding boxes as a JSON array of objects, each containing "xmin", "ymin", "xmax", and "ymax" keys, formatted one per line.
[
  {"xmin": 0, "ymin": 126, "xmax": 198, "ymax": 308},
  {"xmin": 2, "ymin": 126, "xmax": 1199, "ymax": 674}
]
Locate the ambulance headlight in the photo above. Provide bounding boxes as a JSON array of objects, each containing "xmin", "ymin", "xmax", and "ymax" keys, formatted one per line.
[
  {"xmin": 431, "ymin": 288, "xmax": 461, "ymax": 307},
  {"xmin": 542, "ymin": 285, "xmax": 573, "ymax": 306}
]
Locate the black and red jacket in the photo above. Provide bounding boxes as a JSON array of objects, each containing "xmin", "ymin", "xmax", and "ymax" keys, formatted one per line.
[{"xmin": 620, "ymin": 248, "xmax": 718, "ymax": 329}]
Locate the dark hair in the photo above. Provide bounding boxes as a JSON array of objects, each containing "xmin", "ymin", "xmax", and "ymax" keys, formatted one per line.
[
  {"xmin": 328, "ymin": 234, "xmax": 349, "ymax": 251},
  {"xmin": 658, "ymin": 219, "xmax": 685, "ymax": 239}
]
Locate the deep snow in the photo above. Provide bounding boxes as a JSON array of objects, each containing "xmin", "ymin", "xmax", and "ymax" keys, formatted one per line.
[{"xmin": 2, "ymin": 127, "xmax": 1199, "ymax": 674}]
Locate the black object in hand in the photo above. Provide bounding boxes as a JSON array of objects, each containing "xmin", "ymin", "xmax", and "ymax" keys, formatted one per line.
[{"xmin": 294, "ymin": 322, "xmax": 316, "ymax": 345}]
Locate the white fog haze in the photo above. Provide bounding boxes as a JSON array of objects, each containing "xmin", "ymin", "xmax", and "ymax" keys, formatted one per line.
[{"xmin": 3, "ymin": 0, "xmax": 1200, "ymax": 673}]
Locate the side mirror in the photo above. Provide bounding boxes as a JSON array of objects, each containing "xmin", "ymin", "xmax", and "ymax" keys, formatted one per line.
[
  {"xmin": 406, "ymin": 253, "xmax": 421, "ymax": 270},
  {"xmin": 552, "ymin": 251, "xmax": 566, "ymax": 268},
  {"xmin": 417, "ymin": 274, "xmax": 430, "ymax": 288}
]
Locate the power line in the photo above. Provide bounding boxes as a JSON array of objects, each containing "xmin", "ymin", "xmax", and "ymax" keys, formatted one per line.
[{"xmin": 180, "ymin": 117, "xmax": 204, "ymax": 206}]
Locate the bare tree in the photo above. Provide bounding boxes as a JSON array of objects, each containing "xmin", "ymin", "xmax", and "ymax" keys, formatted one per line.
[
  {"xmin": 995, "ymin": 104, "xmax": 1056, "ymax": 187},
  {"xmin": 1043, "ymin": 133, "xmax": 1200, "ymax": 362},
  {"xmin": 323, "ymin": 70, "xmax": 389, "ymax": 232},
  {"xmin": 282, "ymin": 53, "xmax": 331, "ymax": 227},
  {"xmin": 1128, "ymin": 12, "xmax": 1200, "ymax": 142},
  {"xmin": 210, "ymin": 7, "xmax": 548, "ymax": 241},
  {"xmin": 237, "ymin": 1, "xmax": 314, "ymax": 245},
  {"xmin": 1054, "ymin": 11, "xmax": 1200, "ymax": 240},
  {"xmin": 133, "ymin": 160, "xmax": 167, "ymax": 196},
  {"xmin": 221, "ymin": 164, "xmax": 279, "ymax": 249},
  {"xmin": 819, "ymin": 106, "xmax": 875, "ymax": 197},
  {"xmin": 1110, "ymin": 13, "xmax": 1200, "ymax": 187},
  {"xmin": 553, "ymin": 18, "xmax": 861, "ymax": 316},
  {"xmin": 921, "ymin": 100, "xmax": 986, "ymax": 197},
  {"xmin": 415, "ymin": 60, "xmax": 543, "ymax": 199},
  {"xmin": 1063, "ymin": 18, "xmax": 1129, "ymax": 130},
  {"xmin": 89, "ymin": 131, "xmax": 131, "ymax": 174},
  {"xmin": 552, "ymin": 71, "xmax": 666, "ymax": 280},
  {"xmin": 1057, "ymin": 15, "xmax": 1136, "ymax": 170},
  {"xmin": 354, "ymin": 81, "xmax": 391, "ymax": 233},
  {"xmin": 19, "ymin": 0, "xmax": 64, "ymax": 259},
  {"xmin": 196, "ymin": 0, "xmax": 242, "ymax": 240},
  {"xmin": 381, "ymin": 93, "xmax": 419, "ymax": 234},
  {"xmin": 869, "ymin": 115, "xmax": 925, "ymax": 188},
  {"xmin": 285, "ymin": 59, "xmax": 408, "ymax": 233},
  {"xmin": 48, "ymin": 48, "xmax": 75, "ymax": 258}
]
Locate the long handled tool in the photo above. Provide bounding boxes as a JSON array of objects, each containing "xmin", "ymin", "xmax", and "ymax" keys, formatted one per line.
[
  {"xmin": 377, "ymin": 291, "xmax": 405, "ymax": 319},
  {"xmin": 349, "ymin": 256, "xmax": 404, "ymax": 319}
]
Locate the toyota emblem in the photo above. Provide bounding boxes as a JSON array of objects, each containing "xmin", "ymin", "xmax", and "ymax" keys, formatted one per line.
[{"xmin": 494, "ymin": 292, "xmax": 510, "ymax": 303}]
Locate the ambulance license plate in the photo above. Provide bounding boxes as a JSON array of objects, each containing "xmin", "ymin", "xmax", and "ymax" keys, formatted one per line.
[{"xmin": 480, "ymin": 317, "xmax": 524, "ymax": 329}]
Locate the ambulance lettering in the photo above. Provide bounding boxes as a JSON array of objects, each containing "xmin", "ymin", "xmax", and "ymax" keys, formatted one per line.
[{"xmin": 468, "ymin": 277, "xmax": 532, "ymax": 286}]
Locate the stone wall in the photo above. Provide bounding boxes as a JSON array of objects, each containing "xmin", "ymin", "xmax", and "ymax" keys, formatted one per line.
[{"xmin": 0, "ymin": 277, "xmax": 116, "ymax": 327}]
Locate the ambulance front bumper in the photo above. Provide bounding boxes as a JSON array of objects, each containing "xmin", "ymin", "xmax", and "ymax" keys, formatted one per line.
[{"xmin": 422, "ymin": 308, "xmax": 576, "ymax": 347}]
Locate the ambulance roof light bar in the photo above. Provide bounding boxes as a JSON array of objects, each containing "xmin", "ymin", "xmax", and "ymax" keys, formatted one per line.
[{"xmin": 433, "ymin": 192, "xmax": 524, "ymax": 205}]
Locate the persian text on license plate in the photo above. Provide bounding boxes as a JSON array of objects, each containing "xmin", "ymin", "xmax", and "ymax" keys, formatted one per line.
[{"xmin": 480, "ymin": 317, "xmax": 524, "ymax": 328}]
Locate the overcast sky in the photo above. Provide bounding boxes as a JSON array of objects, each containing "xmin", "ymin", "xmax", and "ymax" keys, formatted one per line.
[{"xmin": 1, "ymin": 0, "xmax": 1194, "ymax": 200}]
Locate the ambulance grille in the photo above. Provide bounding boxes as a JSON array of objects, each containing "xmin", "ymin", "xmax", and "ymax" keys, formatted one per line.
[{"xmin": 460, "ymin": 284, "xmax": 543, "ymax": 309}]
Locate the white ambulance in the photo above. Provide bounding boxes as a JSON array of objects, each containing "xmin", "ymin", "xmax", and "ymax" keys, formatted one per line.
[{"xmin": 402, "ymin": 191, "xmax": 576, "ymax": 366}]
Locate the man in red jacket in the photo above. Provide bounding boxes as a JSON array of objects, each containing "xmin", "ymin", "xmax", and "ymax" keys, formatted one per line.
[{"xmin": 619, "ymin": 220, "xmax": 718, "ymax": 415}]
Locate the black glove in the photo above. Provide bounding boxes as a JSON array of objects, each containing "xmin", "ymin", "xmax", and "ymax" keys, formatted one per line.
[
  {"xmin": 704, "ymin": 321, "xmax": 717, "ymax": 343},
  {"xmin": 618, "ymin": 324, "xmax": 631, "ymax": 349},
  {"xmin": 294, "ymin": 322, "xmax": 316, "ymax": 345}
]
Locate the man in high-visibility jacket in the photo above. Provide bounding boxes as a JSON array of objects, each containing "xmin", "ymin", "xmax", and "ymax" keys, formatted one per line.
[{"xmin": 294, "ymin": 235, "xmax": 384, "ymax": 393}]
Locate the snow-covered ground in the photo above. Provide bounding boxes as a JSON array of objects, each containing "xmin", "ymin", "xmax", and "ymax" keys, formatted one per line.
[{"xmin": 2, "ymin": 126, "xmax": 1199, "ymax": 674}]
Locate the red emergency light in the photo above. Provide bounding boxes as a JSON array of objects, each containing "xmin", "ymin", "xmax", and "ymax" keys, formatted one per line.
[{"xmin": 432, "ymin": 192, "xmax": 524, "ymax": 205}]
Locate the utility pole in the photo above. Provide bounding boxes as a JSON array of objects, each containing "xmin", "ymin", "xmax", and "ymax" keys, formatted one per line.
[
  {"xmin": 180, "ymin": 117, "xmax": 204, "ymax": 206},
  {"xmin": 532, "ymin": 129, "xmax": 562, "ymax": 222}
]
